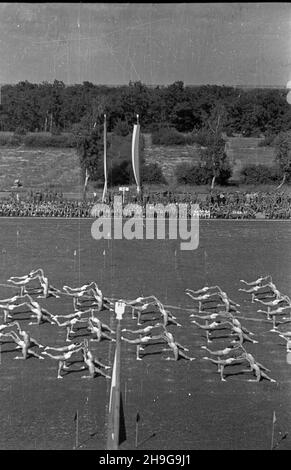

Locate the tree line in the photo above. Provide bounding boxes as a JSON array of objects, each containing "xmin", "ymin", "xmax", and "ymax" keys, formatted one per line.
[{"xmin": 0, "ymin": 80, "xmax": 290, "ymax": 137}]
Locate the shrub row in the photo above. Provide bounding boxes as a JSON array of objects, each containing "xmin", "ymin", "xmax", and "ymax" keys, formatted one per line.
[
  {"xmin": 175, "ymin": 162, "xmax": 285, "ymax": 186},
  {"xmin": 175, "ymin": 162, "xmax": 231, "ymax": 186},
  {"xmin": 0, "ymin": 132, "xmax": 76, "ymax": 148},
  {"xmin": 257, "ymin": 133, "xmax": 276, "ymax": 147},
  {"xmin": 239, "ymin": 164, "xmax": 283, "ymax": 184},
  {"xmin": 175, "ymin": 162, "xmax": 212, "ymax": 185},
  {"xmin": 0, "ymin": 134, "xmax": 22, "ymax": 146},
  {"xmin": 151, "ymin": 127, "xmax": 219, "ymax": 147},
  {"xmin": 141, "ymin": 163, "xmax": 167, "ymax": 185},
  {"xmin": 22, "ymin": 133, "xmax": 76, "ymax": 148},
  {"xmin": 152, "ymin": 127, "xmax": 186, "ymax": 145},
  {"xmin": 0, "ymin": 127, "xmax": 211, "ymax": 149}
]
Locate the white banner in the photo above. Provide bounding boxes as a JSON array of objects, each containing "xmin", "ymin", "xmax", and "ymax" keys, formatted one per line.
[
  {"xmin": 132, "ymin": 124, "xmax": 141, "ymax": 193},
  {"xmin": 102, "ymin": 115, "xmax": 107, "ymax": 202}
]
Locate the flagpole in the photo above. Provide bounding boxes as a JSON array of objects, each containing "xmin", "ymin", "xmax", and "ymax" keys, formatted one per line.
[{"xmin": 102, "ymin": 114, "xmax": 107, "ymax": 203}]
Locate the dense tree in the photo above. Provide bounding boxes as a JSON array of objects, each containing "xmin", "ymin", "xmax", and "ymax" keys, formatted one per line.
[
  {"xmin": 113, "ymin": 119, "xmax": 130, "ymax": 137},
  {"xmin": 0, "ymin": 80, "xmax": 289, "ymax": 137},
  {"xmin": 273, "ymin": 131, "xmax": 291, "ymax": 187},
  {"xmin": 76, "ymin": 127, "xmax": 106, "ymax": 183},
  {"xmin": 198, "ymin": 136, "xmax": 232, "ymax": 187},
  {"xmin": 199, "ymin": 104, "xmax": 231, "ymax": 188},
  {"xmin": 170, "ymin": 101, "xmax": 196, "ymax": 132},
  {"xmin": 141, "ymin": 163, "xmax": 167, "ymax": 185},
  {"xmin": 76, "ymin": 125, "xmax": 147, "ymax": 188}
]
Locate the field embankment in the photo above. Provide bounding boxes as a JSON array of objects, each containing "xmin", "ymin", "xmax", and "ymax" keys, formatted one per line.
[
  {"xmin": 143, "ymin": 134, "xmax": 277, "ymax": 183},
  {"xmin": 0, "ymin": 133, "xmax": 281, "ymax": 194},
  {"xmin": 0, "ymin": 147, "xmax": 82, "ymax": 192}
]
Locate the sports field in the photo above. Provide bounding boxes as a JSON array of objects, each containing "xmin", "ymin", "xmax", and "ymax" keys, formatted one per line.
[{"xmin": 0, "ymin": 219, "xmax": 290, "ymax": 450}]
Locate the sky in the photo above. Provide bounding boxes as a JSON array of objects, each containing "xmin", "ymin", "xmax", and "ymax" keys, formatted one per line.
[{"xmin": 0, "ymin": 2, "xmax": 291, "ymax": 87}]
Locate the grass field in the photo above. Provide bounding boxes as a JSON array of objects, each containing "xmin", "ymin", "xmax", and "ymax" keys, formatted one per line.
[
  {"xmin": 0, "ymin": 133, "xmax": 141, "ymax": 194},
  {"xmin": 0, "ymin": 219, "xmax": 290, "ymax": 449},
  {"xmin": 0, "ymin": 147, "xmax": 82, "ymax": 193}
]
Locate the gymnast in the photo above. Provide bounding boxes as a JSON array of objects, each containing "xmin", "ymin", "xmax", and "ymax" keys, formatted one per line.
[
  {"xmin": 42, "ymin": 346, "xmax": 84, "ymax": 379},
  {"xmin": 202, "ymin": 356, "xmax": 243, "ymax": 382},
  {"xmin": 80, "ymin": 340, "xmax": 111, "ymax": 379},
  {"xmin": 7, "ymin": 324, "xmax": 44, "ymax": 360},
  {"xmin": 53, "ymin": 315, "xmax": 89, "ymax": 342},
  {"xmin": 237, "ymin": 351, "xmax": 276, "ymax": 383},
  {"xmin": 122, "ymin": 333, "xmax": 164, "ymax": 360},
  {"xmin": 0, "ymin": 299, "xmax": 29, "ymax": 323},
  {"xmin": 240, "ymin": 275, "xmax": 273, "ymax": 286},
  {"xmin": 160, "ymin": 328, "xmax": 195, "ymax": 361},
  {"xmin": 201, "ymin": 343, "xmax": 245, "ymax": 360},
  {"xmin": 88, "ymin": 317, "xmax": 116, "ymax": 342}
]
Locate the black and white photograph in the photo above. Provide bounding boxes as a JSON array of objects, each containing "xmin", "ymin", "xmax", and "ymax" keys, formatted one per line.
[{"xmin": 0, "ymin": 2, "xmax": 291, "ymax": 454}]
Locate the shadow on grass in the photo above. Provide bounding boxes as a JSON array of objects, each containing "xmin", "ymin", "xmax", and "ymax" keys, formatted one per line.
[
  {"xmin": 73, "ymin": 325, "xmax": 90, "ymax": 331},
  {"xmin": 142, "ymin": 341, "xmax": 166, "ymax": 347},
  {"xmin": 224, "ymin": 370, "xmax": 251, "ymax": 378},
  {"xmin": 66, "ymin": 359, "xmax": 85, "ymax": 366},
  {"xmin": 140, "ymin": 351, "xmax": 164, "ymax": 358},
  {"xmin": 0, "ymin": 347, "xmax": 19, "ymax": 354},
  {"xmin": 139, "ymin": 317, "xmax": 161, "ymax": 324},
  {"xmin": 69, "ymin": 332, "xmax": 91, "ymax": 340},
  {"xmin": 61, "ymin": 369, "xmax": 84, "ymax": 377}
]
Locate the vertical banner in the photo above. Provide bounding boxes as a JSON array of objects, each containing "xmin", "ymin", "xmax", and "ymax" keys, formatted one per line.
[
  {"xmin": 102, "ymin": 114, "xmax": 108, "ymax": 203},
  {"xmin": 83, "ymin": 168, "xmax": 89, "ymax": 200},
  {"xmin": 132, "ymin": 120, "xmax": 141, "ymax": 194}
]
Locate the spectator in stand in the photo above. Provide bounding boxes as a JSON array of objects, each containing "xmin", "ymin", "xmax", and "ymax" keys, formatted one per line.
[{"xmin": 0, "ymin": 189, "xmax": 290, "ymax": 219}]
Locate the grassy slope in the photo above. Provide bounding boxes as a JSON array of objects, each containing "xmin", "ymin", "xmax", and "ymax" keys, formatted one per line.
[
  {"xmin": 144, "ymin": 136, "xmax": 277, "ymax": 183},
  {"xmin": 0, "ymin": 134, "xmax": 287, "ymax": 196},
  {"xmin": 0, "ymin": 147, "xmax": 81, "ymax": 193},
  {"xmin": 0, "ymin": 133, "xmax": 137, "ymax": 195}
]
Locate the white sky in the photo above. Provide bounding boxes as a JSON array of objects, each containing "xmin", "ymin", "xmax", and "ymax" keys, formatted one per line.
[{"xmin": 0, "ymin": 3, "xmax": 290, "ymax": 86}]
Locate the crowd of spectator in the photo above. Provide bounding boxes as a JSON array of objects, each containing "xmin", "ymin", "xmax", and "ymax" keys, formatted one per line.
[
  {"xmin": 0, "ymin": 191, "xmax": 92, "ymax": 217},
  {"xmin": 0, "ymin": 189, "xmax": 290, "ymax": 219},
  {"xmin": 199, "ymin": 191, "xmax": 291, "ymax": 219}
]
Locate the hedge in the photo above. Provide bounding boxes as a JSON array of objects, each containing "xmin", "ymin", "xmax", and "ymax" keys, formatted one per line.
[
  {"xmin": 240, "ymin": 164, "xmax": 282, "ymax": 184},
  {"xmin": 23, "ymin": 133, "xmax": 76, "ymax": 148},
  {"xmin": 151, "ymin": 127, "xmax": 218, "ymax": 147},
  {"xmin": 141, "ymin": 163, "xmax": 167, "ymax": 185},
  {"xmin": 0, "ymin": 132, "xmax": 76, "ymax": 148},
  {"xmin": 152, "ymin": 127, "xmax": 186, "ymax": 145},
  {"xmin": 175, "ymin": 162, "xmax": 212, "ymax": 185}
]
